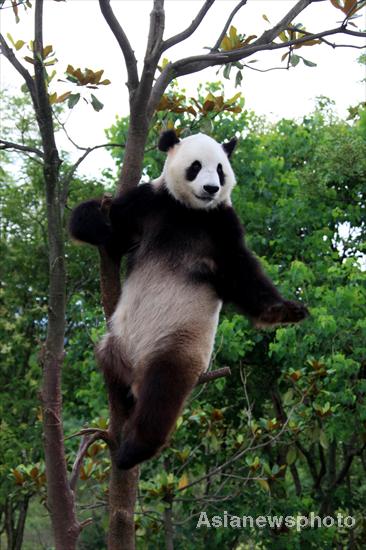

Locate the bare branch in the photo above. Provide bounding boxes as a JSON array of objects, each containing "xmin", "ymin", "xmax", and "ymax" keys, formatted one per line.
[
  {"xmin": 330, "ymin": 442, "xmax": 366, "ymax": 491},
  {"xmin": 160, "ymin": 24, "xmax": 366, "ymax": 82},
  {"xmin": 149, "ymin": 0, "xmax": 366, "ymax": 113},
  {"xmin": 253, "ymin": 0, "xmax": 314, "ymax": 47},
  {"xmin": 212, "ymin": 0, "xmax": 248, "ymax": 51},
  {"xmin": 162, "ymin": 0, "xmax": 215, "ymax": 52},
  {"xmin": 69, "ymin": 434, "xmax": 98, "ymax": 492},
  {"xmin": 0, "ymin": 139, "xmax": 44, "ymax": 158},
  {"xmin": 197, "ymin": 367, "xmax": 231, "ymax": 385},
  {"xmin": 61, "ymin": 142, "xmax": 125, "ymax": 205},
  {"xmin": 146, "ymin": 0, "xmax": 165, "ymax": 60},
  {"xmin": 0, "ymin": 33, "xmax": 37, "ymax": 105},
  {"xmin": 98, "ymin": 0, "xmax": 139, "ymax": 93},
  {"xmin": 66, "ymin": 427, "xmax": 115, "ymax": 447}
]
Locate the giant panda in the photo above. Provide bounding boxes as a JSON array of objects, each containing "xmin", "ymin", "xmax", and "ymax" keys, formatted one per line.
[{"xmin": 69, "ymin": 130, "xmax": 308, "ymax": 470}]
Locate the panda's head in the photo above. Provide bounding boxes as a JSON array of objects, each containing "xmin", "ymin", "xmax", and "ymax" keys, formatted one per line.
[{"xmin": 156, "ymin": 130, "xmax": 237, "ymax": 210}]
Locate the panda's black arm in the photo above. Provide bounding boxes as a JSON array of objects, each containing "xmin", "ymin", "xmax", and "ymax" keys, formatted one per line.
[
  {"xmin": 215, "ymin": 242, "xmax": 283, "ymax": 319},
  {"xmin": 213, "ymin": 207, "xmax": 285, "ymax": 316},
  {"xmin": 69, "ymin": 184, "xmax": 156, "ymax": 255},
  {"xmin": 108, "ymin": 183, "xmax": 156, "ymax": 237},
  {"xmin": 69, "ymin": 199, "xmax": 113, "ymax": 247},
  {"xmin": 213, "ymin": 207, "xmax": 309, "ymax": 325}
]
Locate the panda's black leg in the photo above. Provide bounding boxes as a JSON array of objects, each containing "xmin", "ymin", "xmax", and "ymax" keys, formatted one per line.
[{"xmin": 117, "ymin": 352, "xmax": 200, "ymax": 470}]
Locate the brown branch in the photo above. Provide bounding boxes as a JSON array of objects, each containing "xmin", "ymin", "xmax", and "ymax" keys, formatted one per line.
[
  {"xmin": 162, "ymin": 0, "xmax": 215, "ymax": 52},
  {"xmin": 0, "ymin": 33, "xmax": 37, "ymax": 106},
  {"xmin": 212, "ymin": 0, "xmax": 248, "ymax": 51},
  {"xmin": 98, "ymin": 0, "xmax": 139, "ymax": 93},
  {"xmin": 61, "ymin": 142, "xmax": 125, "ymax": 205},
  {"xmin": 330, "ymin": 442, "xmax": 366, "ymax": 491},
  {"xmin": 66, "ymin": 427, "xmax": 115, "ymax": 446},
  {"xmin": 146, "ymin": 0, "xmax": 165, "ymax": 60},
  {"xmin": 197, "ymin": 367, "xmax": 231, "ymax": 385},
  {"xmin": 253, "ymin": 0, "xmax": 314, "ymax": 47},
  {"xmin": 69, "ymin": 435, "xmax": 97, "ymax": 492},
  {"xmin": 0, "ymin": 139, "xmax": 44, "ymax": 158},
  {"xmin": 171, "ymin": 26, "xmax": 362, "ymax": 77},
  {"xmin": 150, "ymin": 10, "xmax": 366, "ymax": 112}
]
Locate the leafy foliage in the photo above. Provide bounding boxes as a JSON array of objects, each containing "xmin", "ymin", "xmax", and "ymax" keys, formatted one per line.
[{"xmin": 1, "ymin": 85, "xmax": 366, "ymax": 548}]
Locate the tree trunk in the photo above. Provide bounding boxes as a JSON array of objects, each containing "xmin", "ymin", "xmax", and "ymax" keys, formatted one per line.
[
  {"xmin": 13, "ymin": 497, "xmax": 29, "ymax": 550},
  {"xmin": 33, "ymin": 2, "xmax": 81, "ymax": 544},
  {"xmin": 102, "ymin": 108, "xmax": 152, "ymax": 550},
  {"xmin": 41, "ymin": 160, "xmax": 80, "ymax": 549}
]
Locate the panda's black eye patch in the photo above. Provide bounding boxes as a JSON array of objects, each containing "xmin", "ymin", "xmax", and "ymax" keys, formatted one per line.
[
  {"xmin": 186, "ymin": 160, "xmax": 202, "ymax": 181},
  {"xmin": 217, "ymin": 163, "xmax": 225, "ymax": 186}
]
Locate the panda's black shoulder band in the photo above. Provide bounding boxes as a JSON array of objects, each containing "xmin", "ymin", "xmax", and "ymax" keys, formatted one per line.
[
  {"xmin": 222, "ymin": 137, "xmax": 237, "ymax": 158},
  {"xmin": 158, "ymin": 130, "xmax": 180, "ymax": 152}
]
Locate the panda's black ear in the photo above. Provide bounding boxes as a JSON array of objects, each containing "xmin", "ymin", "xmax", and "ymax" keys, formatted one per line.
[
  {"xmin": 222, "ymin": 137, "xmax": 237, "ymax": 158},
  {"xmin": 158, "ymin": 129, "xmax": 180, "ymax": 152}
]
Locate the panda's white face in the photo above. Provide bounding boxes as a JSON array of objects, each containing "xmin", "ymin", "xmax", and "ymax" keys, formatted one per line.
[{"xmin": 161, "ymin": 134, "xmax": 236, "ymax": 210}]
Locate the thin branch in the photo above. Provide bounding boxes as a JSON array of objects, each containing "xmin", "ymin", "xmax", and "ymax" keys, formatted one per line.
[
  {"xmin": 0, "ymin": 139, "xmax": 44, "ymax": 158},
  {"xmin": 162, "ymin": 0, "xmax": 215, "ymax": 52},
  {"xmin": 330, "ymin": 442, "xmax": 366, "ymax": 491},
  {"xmin": 169, "ymin": 25, "xmax": 366, "ymax": 77},
  {"xmin": 61, "ymin": 142, "xmax": 125, "ymax": 204},
  {"xmin": 69, "ymin": 434, "xmax": 102, "ymax": 492},
  {"xmin": 178, "ymin": 393, "xmax": 306, "ymax": 493},
  {"xmin": 149, "ymin": 1, "xmax": 365, "ymax": 113},
  {"xmin": 212, "ymin": 0, "xmax": 248, "ymax": 51},
  {"xmin": 66, "ymin": 427, "xmax": 115, "ymax": 447},
  {"xmin": 253, "ymin": 0, "xmax": 314, "ymax": 47},
  {"xmin": 0, "ymin": 33, "xmax": 37, "ymax": 106},
  {"xmin": 98, "ymin": 0, "xmax": 139, "ymax": 93},
  {"xmin": 197, "ymin": 367, "xmax": 231, "ymax": 385}
]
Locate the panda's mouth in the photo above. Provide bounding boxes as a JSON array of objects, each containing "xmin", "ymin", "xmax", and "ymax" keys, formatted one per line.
[{"xmin": 194, "ymin": 194, "xmax": 214, "ymax": 203}]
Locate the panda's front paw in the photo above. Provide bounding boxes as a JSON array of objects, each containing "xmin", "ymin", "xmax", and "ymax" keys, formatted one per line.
[{"xmin": 255, "ymin": 300, "xmax": 309, "ymax": 328}]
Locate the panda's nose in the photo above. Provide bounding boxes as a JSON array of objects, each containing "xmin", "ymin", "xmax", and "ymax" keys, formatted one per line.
[{"xmin": 203, "ymin": 185, "xmax": 219, "ymax": 195}]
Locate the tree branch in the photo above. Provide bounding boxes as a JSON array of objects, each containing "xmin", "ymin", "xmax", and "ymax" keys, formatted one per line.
[
  {"xmin": 253, "ymin": 0, "xmax": 314, "ymax": 47},
  {"xmin": 98, "ymin": 0, "xmax": 139, "ymax": 93},
  {"xmin": 0, "ymin": 33, "xmax": 37, "ymax": 106},
  {"xmin": 61, "ymin": 142, "xmax": 125, "ymax": 205},
  {"xmin": 66, "ymin": 427, "xmax": 115, "ymax": 446},
  {"xmin": 69, "ymin": 434, "xmax": 99, "ymax": 492},
  {"xmin": 197, "ymin": 367, "xmax": 231, "ymax": 385},
  {"xmin": 162, "ymin": 0, "xmax": 215, "ymax": 52},
  {"xmin": 149, "ymin": 1, "xmax": 366, "ymax": 114},
  {"xmin": 0, "ymin": 139, "xmax": 44, "ymax": 158},
  {"xmin": 330, "ymin": 442, "xmax": 366, "ymax": 491},
  {"xmin": 146, "ymin": 0, "xmax": 165, "ymax": 60},
  {"xmin": 212, "ymin": 0, "xmax": 248, "ymax": 51}
]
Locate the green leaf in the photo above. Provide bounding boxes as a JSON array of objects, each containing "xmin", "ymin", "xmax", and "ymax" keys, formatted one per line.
[
  {"xmin": 67, "ymin": 93, "xmax": 80, "ymax": 109},
  {"xmin": 90, "ymin": 94, "xmax": 104, "ymax": 112},
  {"xmin": 302, "ymin": 58, "xmax": 317, "ymax": 67},
  {"xmin": 15, "ymin": 40, "xmax": 25, "ymax": 51},
  {"xmin": 235, "ymin": 70, "xmax": 243, "ymax": 88},
  {"xmin": 223, "ymin": 63, "xmax": 232, "ymax": 80},
  {"xmin": 290, "ymin": 54, "xmax": 300, "ymax": 67}
]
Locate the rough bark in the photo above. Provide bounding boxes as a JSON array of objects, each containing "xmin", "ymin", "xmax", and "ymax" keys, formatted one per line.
[{"xmin": 33, "ymin": 1, "xmax": 80, "ymax": 547}]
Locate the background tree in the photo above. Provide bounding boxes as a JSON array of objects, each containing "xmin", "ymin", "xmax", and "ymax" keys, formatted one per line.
[{"xmin": 1, "ymin": 1, "xmax": 365, "ymax": 549}]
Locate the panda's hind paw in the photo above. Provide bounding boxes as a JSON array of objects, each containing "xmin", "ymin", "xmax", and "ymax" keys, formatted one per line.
[
  {"xmin": 116, "ymin": 437, "xmax": 161, "ymax": 470},
  {"xmin": 255, "ymin": 300, "xmax": 309, "ymax": 328}
]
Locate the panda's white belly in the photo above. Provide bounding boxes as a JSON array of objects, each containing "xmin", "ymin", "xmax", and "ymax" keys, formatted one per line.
[{"xmin": 109, "ymin": 258, "xmax": 222, "ymax": 370}]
